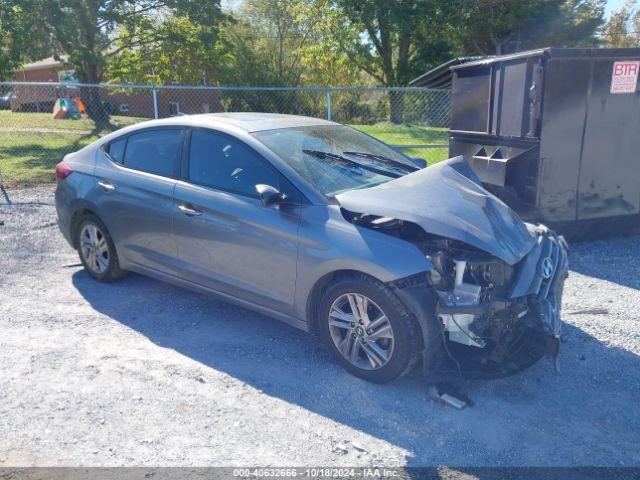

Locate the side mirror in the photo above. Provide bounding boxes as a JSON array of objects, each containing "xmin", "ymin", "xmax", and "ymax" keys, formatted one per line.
[{"xmin": 255, "ymin": 184, "xmax": 288, "ymax": 208}]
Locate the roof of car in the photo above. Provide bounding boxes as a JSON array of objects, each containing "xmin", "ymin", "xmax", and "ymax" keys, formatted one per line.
[{"xmin": 142, "ymin": 112, "xmax": 339, "ymax": 132}]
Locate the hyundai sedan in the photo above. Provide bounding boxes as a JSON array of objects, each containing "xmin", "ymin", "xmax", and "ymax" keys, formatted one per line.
[{"xmin": 55, "ymin": 113, "xmax": 568, "ymax": 382}]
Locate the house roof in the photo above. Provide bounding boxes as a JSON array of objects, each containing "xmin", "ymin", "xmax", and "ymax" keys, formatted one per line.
[{"xmin": 20, "ymin": 55, "xmax": 69, "ymax": 72}]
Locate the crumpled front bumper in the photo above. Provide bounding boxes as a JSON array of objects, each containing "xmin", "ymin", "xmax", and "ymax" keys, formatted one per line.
[
  {"xmin": 508, "ymin": 225, "xmax": 569, "ymax": 337},
  {"xmin": 425, "ymin": 226, "xmax": 569, "ymax": 377}
]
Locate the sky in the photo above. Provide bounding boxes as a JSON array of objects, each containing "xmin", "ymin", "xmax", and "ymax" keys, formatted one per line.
[
  {"xmin": 605, "ymin": 0, "xmax": 628, "ymax": 18},
  {"xmin": 221, "ymin": 0, "xmax": 241, "ymax": 12}
]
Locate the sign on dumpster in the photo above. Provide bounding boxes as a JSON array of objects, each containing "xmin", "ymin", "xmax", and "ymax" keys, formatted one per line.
[{"xmin": 610, "ymin": 61, "xmax": 639, "ymax": 94}]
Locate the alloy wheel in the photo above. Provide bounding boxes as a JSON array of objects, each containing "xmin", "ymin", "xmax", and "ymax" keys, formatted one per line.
[
  {"xmin": 328, "ymin": 293, "xmax": 395, "ymax": 370},
  {"xmin": 80, "ymin": 223, "xmax": 109, "ymax": 274}
]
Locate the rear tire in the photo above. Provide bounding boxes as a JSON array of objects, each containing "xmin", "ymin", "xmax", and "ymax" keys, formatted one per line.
[
  {"xmin": 318, "ymin": 274, "xmax": 423, "ymax": 383},
  {"xmin": 75, "ymin": 214, "xmax": 128, "ymax": 282}
]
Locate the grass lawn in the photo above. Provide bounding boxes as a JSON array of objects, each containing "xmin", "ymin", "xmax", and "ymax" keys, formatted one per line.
[
  {"xmin": 0, "ymin": 132, "xmax": 101, "ymax": 186},
  {"xmin": 0, "ymin": 112, "xmax": 450, "ymax": 187},
  {"xmin": 0, "ymin": 111, "xmax": 148, "ymax": 186},
  {"xmin": 351, "ymin": 123, "xmax": 450, "ymax": 166},
  {"xmin": 0, "ymin": 110, "xmax": 147, "ymax": 133}
]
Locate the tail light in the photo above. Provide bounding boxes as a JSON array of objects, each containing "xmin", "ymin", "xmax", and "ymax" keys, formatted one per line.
[{"xmin": 55, "ymin": 161, "xmax": 74, "ymax": 181}]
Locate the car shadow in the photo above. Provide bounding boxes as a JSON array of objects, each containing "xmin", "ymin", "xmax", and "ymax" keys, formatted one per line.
[
  {"xmin": 71, "ymin": 270, "xmax": 640, "ymax": 469},
  {"xmin": 569, "ymin": 232, "xmax": 640, "ymax": 290}
]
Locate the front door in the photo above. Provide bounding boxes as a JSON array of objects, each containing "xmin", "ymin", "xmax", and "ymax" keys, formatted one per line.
[{"xmin": 173, "ymin": 129, "xmax": 301, "ymax": 314}]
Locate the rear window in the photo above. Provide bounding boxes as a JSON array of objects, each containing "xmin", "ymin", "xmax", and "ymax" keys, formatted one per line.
[
  {"xmin": 123, "ymin": 129, "xmax": 183, "ymax": 177},
  {"xmin": 107, "ymin": 137, "xmax": 126, "ymax": 164}
]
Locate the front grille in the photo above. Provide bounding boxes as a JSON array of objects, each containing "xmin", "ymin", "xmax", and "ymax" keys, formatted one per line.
[
  {"xmin": 507, "ymin": 227, "xmax": 569, "ymax": 335},
  {"xmin": 466, "ymin": 259, "xmax": 514, "ymax": 296}
]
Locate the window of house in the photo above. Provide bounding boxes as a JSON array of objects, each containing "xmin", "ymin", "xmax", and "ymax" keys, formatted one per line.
[{"xmin": 123, "ymin": 129, "xmax": 183, "ymax": 178}]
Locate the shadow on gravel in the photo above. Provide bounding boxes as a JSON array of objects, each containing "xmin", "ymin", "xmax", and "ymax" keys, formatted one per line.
[
  {"xmin": 72, "ymin": 271, "xmax": 640, "ymax": 468},
  {"xmin": 569, "ymin": 233, "xmax": 640, "ymax": 290}
]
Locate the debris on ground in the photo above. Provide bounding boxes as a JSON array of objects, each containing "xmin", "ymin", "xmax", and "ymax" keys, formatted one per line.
[
  {"xmin": 567, "ymin": 308, "xmax": 609, "ymax": 315},
  {"xmin": 333, "ymin": 443, "xmax": 349, "ymax": 455},
  {"xmin": 428, "ymin": 384, "xmax": 474, "ymax": 410}
]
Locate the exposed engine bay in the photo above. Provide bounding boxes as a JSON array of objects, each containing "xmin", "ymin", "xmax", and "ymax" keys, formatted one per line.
[{"xmin": 343, "ymin": 209, "xmax": 570, "ymax": 378}]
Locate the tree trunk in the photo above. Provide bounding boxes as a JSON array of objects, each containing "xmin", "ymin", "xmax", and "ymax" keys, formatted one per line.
[
  {"xmin": 79, "ymin": 63, "xmax": 110, "ymax": 128},
  {"xmin": 86, "ymin": 87, "xmax": 109, "ymax": 126},
  {"xmin": 389, "ymin": 90, "xmax": 404, "ymax": 124}
]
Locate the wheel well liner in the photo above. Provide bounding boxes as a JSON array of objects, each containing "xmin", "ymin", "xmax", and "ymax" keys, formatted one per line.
[
  {"xmin": 69, "ymin": 207, "xmax": 98, "ymax": 248},
  {"xmin": 306, "ymin": 269, "xmax": 379, "ymax": 333}
]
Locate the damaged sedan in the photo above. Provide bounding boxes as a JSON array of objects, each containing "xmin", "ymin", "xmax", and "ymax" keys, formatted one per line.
[{"xmin": 55, "ymin": 113, "xmax": 568, "ymax": 383}]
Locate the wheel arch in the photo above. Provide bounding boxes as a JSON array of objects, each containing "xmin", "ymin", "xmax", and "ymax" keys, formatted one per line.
[
  {"xmin": 69, "ymin": 205, "xmax": 100, "ymax": 249},
  {"xmin": 306, "ymin": 269, "xmax": 379, "ymax": 333},
  {"xmin": 68, "ymin": 201, "xmax": 103, "ymax": 249},
  {"xmin": 306, "ymin": 268, "xmax": 443, "ymax": 372}
]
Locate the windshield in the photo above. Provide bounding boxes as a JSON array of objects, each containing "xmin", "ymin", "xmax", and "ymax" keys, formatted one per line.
[{"xmin": 252, "ymin": 125, "xmax": 419, "ymax": 196}]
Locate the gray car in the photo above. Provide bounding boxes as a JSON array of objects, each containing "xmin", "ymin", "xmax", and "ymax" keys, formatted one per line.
[{"xmin": 55, "ymin": 113, "xmax": 568, "ymax": 383}]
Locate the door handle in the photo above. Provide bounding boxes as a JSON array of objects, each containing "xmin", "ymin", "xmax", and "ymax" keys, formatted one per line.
[
  {"xmin": 97, "ymin": 180, "xmax": 116, "ymax": 192},
  {"xmin": 178, "ymin": 203, "xmax": 203, "ymax": 217}
]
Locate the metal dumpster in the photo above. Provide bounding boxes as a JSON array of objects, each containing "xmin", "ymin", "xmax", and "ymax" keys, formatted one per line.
[{"xmin": 448, "ymin": 47, "xmax": 640, "ymax": 235}]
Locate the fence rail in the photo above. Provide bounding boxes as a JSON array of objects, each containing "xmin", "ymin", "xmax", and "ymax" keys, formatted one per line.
[{"xmin": 0, "ymin": 82, "xmax": 451, "ymax": 189}]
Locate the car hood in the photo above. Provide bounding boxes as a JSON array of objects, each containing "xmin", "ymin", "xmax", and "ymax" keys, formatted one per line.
[{"xmin": 335, "ymin": 156, "xmax": 535, "ymax": 265}]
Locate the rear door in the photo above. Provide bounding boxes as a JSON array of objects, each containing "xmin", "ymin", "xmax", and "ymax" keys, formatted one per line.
[
  {"xmin": 172, "ymin": 128, "xmax": 302, "ymax": 314},
  {"xmin": 94, "ymin": 127, "xmax": 184, "ymax": 274}
]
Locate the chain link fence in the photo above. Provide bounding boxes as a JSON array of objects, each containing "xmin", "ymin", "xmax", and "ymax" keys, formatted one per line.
[{"xmin": 0, "ymin": 82, "xmax": 451, "ymax": 189}]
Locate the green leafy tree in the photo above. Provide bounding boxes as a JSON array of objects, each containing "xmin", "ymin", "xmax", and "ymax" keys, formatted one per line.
[
  {"xmin": 207, "ymin": 0, "xmax": 361, "ymax": 116},
  {"xmin": 602, "ymin": 0, "xmax": 640, "ymax": 47},
  {"xmin": 34, "ymin": 0, "xmax": 225, "ymax": 121},
  {"xmin": 337, "ymin": 0, "xmax": 456, "ymax": 86},
  {"xmin": 224, "ymin": 0, "xmax": 361, "ymax": 86},
  {"xmin": 0, "ymin": 2, "xmax": 25, "ymax": 80},
  {"xmin": 336, "ymin": 0, "xmax": 457, "ymax": 122},
  {"xmin": 0, "ymin": 0, "xmax": 50, "ymax": 80},
  {"xmin": 456, "ymin": 0, "xmax": 604, "ymax": 55},
  {"xmin": 107, "ymin": 15, "xmax": 232, "ymax": 85}
]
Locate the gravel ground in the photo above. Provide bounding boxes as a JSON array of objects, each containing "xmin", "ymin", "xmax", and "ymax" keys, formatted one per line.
[{"xmin": 0, "ymin": 186, "xmax": 639, "ymax": 468}]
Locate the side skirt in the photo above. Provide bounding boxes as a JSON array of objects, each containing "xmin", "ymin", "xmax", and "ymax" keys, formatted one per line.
[{"xmin": 126, "ymin": 262, "xmax": 310, "ymax": 333}]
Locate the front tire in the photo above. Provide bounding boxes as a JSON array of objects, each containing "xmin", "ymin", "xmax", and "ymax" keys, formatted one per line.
[
  {"xmin": 318, "ymin": 274, "xmax": 423, "ymax": 383},
  {"xmin": 76, "ymin": 214, "xmax": 127, "ymax": 282}
]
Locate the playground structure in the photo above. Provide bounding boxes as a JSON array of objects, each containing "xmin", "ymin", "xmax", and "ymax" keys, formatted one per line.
[{"xmin": 52, "ymin": 85, "xmax": 88, "ymax": 119}]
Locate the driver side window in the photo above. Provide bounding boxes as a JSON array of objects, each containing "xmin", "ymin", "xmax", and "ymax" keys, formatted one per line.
[{"xmin": 188, "ymin": 130, "xmax": 282, "ymax": 197}]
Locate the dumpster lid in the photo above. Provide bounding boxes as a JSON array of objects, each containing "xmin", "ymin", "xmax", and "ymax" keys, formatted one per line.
[
  {"xmin": 409, "ymin": 56, "xmax": 488, "ymax": 88},
  {"xmin": 450, "ymin": 47, "xmax": 640, "ymax": 71}
]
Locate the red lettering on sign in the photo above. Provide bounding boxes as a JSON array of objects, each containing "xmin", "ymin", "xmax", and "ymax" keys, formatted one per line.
[
  {"xmin": 611, "ymin": 61, "xmax": 640, "ymax": 94},
  {"xmin": 615, "ymin": 63, "xmax": 639, "ymax": 76}
]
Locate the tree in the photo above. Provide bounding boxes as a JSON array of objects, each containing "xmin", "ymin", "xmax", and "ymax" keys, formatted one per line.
[
  {"xmin": 456, "ymin": 0, "xmax": 604, "ymax": 56},
  {"xmin": 107, "ymin": 15, "xmax": 232, "ymax": 85},
  {"xmin": 602, "ymin": 0, "xmax": 640, "ymax": 47},
  {"xmin": 337, "ymin": 0, "xmax": 456, "ymax": 86},
  {"xmin": 34, "ymin": 0, "xmax": 225, "ymax": 122},
  {"xmin": 0, "ymin": 0, "xmax": 50, "ymax": 80},
  {"xmin": 224, "ymin": 0, "xmax": 361, "ymax": 87},
  {"xmin": 336, "ymin": 0, "xmax": 457, "ymax": 122},
  {"xmin": 0, "ymin": 2, "xmax": 25, "ymax": 80},
  {"xmin": 196, "ymin": 0, "xmax": 362, "ymax": 117}
]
